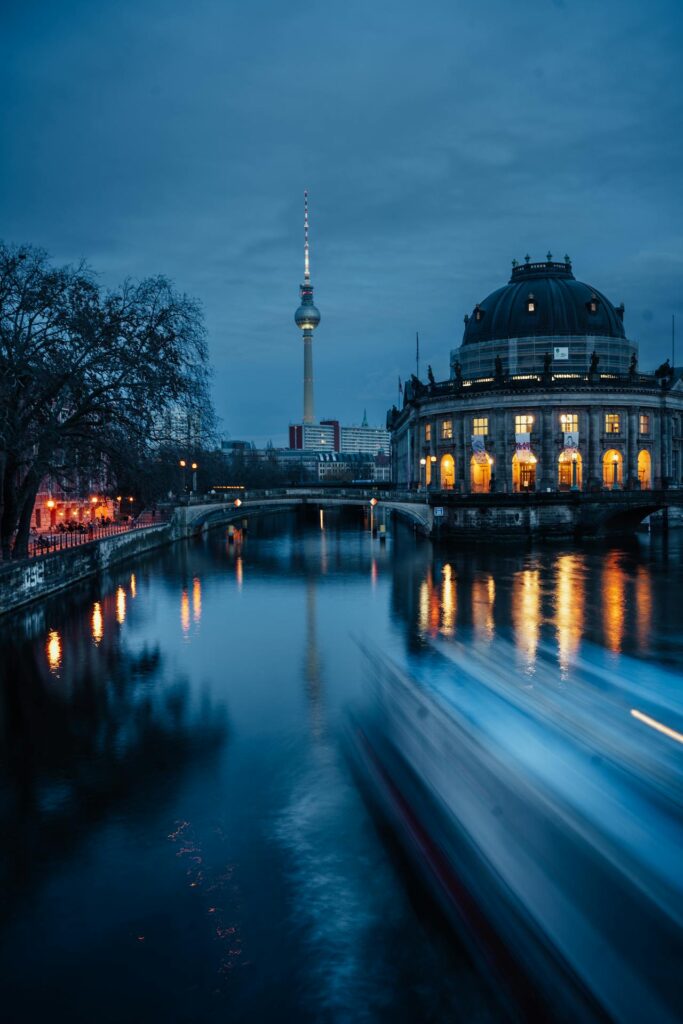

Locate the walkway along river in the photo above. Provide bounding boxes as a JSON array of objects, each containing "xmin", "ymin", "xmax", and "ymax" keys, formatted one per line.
[{"xmin": 0, "ymin": 507, "xmax": 681, "ymax": 1022}]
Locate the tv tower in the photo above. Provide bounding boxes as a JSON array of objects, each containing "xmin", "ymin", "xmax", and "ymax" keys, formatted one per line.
[{"xmin": 294, "ymin": 190, "xmax": 321, "ymax": 423}]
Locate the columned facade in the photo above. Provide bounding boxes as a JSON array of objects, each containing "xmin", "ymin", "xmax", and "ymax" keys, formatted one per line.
[
  {"xmin": 389, "ymin": 256, "xmax": 683, "ymax": 497},
  {"xmin": 390, "ymin": 380, "xmax": 683, "ymax": 495}
]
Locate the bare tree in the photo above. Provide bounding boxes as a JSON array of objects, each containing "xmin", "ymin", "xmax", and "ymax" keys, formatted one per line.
[{"xmin": 0, "ymin": 243, "xmax": 214, "ymax": 557}]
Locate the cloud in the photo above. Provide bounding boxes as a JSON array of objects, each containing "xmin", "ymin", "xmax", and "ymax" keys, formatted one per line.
[{"xmin": 1, "ymin": 0, "xmax": 682, "ymax": 443}]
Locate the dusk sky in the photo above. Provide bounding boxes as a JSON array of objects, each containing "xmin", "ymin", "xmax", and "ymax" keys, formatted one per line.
[{"xmin": 2, "ymin": 0, "xmax": 682, "ymax": 446}]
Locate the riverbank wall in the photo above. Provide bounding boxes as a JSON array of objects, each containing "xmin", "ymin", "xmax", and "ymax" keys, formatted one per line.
[
  {"xmin": 0, "ymin": 503, "xmax": 255, "ymax": 616},
  {"xmin": 0, "ymin": 522, "xmax": 175, "ymax": 616}
]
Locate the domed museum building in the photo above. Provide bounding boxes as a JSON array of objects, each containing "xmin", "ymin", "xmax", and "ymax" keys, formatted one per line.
[{"xmin": 388, "ymin": 255, "xmax": 683, "ymax": 495}]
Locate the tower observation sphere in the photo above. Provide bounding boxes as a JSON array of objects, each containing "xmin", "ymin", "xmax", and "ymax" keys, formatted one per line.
[{"xmin": 295, "ymin": 190, "xmax": 320, "ymax": 424}]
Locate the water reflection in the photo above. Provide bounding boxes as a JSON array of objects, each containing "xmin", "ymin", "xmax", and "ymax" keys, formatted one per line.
[
  {"xmin": 116, "ymin": 585, "xmax": 126, "ymax": 624},
  {"xmin": 441, "ymin": 563, "xmax": 456, "ymax": 637},
  {"xmin": 180, "ymin": 587, "xmax": 190, "ymax": 634},
  {"xmin": 192, "ymin": 576, "xmax": 202, "ymax": 623},
  {"xmin": 555, "ymin": 554, "xmax": 585, "ymax": 674},
  {"xmin": 602, "ymin": 550, "xmax": 626, "ymax": 652},
  {"xmin": 1, "ymin": 510, "xmax": 681, "ymax": 1023},
  {"xmin": 512, "ymin": 568, "xmax": 540, "ymax": 671},
  {"xmin": 46, "ymin": 629, "xmax": 61, "ymax": 672},
  {"xmin": 471, "ymin": 575, "xmax": 495, "ymax": 642},
  {"xmin": 91, "ymin": 600, "xmax": 103, "ymax": 644}
]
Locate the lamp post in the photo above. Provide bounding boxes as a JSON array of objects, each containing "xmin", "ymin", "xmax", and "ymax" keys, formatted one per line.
[
  {"xmin": 429, "ymin": 454, "xmax": 437, "ymax": 493},
  {"xmin": 571, "ymin": 452, "xmax": 578, "ymax": 490},
  {"xmin": 179, "ymin": 459, "xmax": 187, "ymax": 494},
  {"xmin": 191, "ymin": 462, "xmax": 198, "ymax": 494},
  {"xmin": 419, "ymin": 457, "xmax": 426, "ymax": 494},
  {"xmin": 612, "ymin": 456, "xmax": 619, "ymax": 490},
  {"xmin": 369, "ymin": 496, "xmax": 377, "ymax": 534}
]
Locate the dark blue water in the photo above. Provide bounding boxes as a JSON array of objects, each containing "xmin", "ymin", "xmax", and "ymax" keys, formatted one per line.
[{"xmin": 1, "ymin": 509, "xmax": 681, "ymax": 1023}]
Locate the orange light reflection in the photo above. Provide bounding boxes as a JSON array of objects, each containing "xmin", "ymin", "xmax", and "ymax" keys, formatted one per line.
[
  {"xmin": 116, "ymin": 586, "xmax": 126, "ymax": 625},
  {"xmin": 47, "ymin": 630, "xmax": 61, "ymax": 671},
  {"xmin": 180, "ymin": 589, "xmax": 190, "ymax": 633},
  {"xmin": 92, "ymin": 602, "xmax": 103, "ymax": 644},
  {"xmin": 555, "ymin": 555, "xmax": 584, "ymax": 674},
  {"xmin": 602, "ymin": 551, "xmax": 625, "ymax": 652},
  {"xmin": 513, "ymin": 569, "xmax": 540, "ymax": 670},
  {"xmin": 192, "ymin": 577, "xmax": 202, "ymax": 623}
]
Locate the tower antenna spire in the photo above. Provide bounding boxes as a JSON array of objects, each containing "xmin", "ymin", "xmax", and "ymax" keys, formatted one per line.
[{"xmin": 304, "ymin": 189, "xmax": 310, "ymax": 282}]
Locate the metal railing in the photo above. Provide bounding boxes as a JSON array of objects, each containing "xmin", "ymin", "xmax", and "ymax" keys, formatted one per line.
[{"xmin": 27, "ymin": 511, "xmax": 169, "ymax": 559}]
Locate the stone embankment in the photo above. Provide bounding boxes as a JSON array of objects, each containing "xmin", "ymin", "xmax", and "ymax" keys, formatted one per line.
[
  {"xmin": 0, "ymin": 521, "xmax": 173, "ymax": 616},
  {"xmin": 0, "ymin": 502, "xmax": 259, "ymax": 616}
]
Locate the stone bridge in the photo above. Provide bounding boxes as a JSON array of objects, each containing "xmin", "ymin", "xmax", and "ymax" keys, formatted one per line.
[
  {"xmin": 177, "ymin": 491, "xmax": 434, "ymax": 536},
  {"xmin": 175, "ymin": 487, "xmax": 683, "ymax": 541}
]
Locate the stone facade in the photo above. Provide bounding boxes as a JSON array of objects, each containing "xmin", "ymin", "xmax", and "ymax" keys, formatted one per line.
[{"xmin": 390, "ymin": 374, "xmax": 683, "ymax": 494}]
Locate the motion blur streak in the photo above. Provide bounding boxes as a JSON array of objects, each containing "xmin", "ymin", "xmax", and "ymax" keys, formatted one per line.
[{"xmin": 631, "ymin": 708, "xmax": 683, "ymax": 745}]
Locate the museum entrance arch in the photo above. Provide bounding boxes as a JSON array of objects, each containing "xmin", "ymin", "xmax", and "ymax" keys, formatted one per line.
[
  {"xmin": 512, "ymin": 452, "xmax": 537, "ymax": 492},
  {"xmin": 440, "ymin": 453, "xmax": 455, "ymax": 490}
]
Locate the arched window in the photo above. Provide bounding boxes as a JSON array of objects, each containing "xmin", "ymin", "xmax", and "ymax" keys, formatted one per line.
[
  {"xmin": 440, "ymin": 454, "xmax": 455, "ymax": 490},
  {"xmin": 512, "ymin": 452, "xmax": 537, "ymax": 492},
  {"xmin": 602, "ymin": 449, "xmax": 623, "ymax": 488},
  {"xmin": 470, "ymin": 454, "xmax": 492, "ymax": 493},
  {"xmin": 558, "ymin": 450, "xmax": 582, "ymax": 489},
  {"xmin": 637, "ymin": 450, "xmax": 651, "ymax": 490}
]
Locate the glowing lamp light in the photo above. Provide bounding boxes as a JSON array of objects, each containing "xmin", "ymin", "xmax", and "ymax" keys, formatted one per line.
[
  {"xmin": 179, "ymin": 459, "xmax": 186, "ymax": 468},
  {"xmin": 420, "ymin": 457, "xmax": 427, "ymax": 466},
  {"xmin": 234, "ymin": 498, "xmax": 242, "ymax": 507},
  {"xmin": 191, "ymin": 462, "xmax": 198, "ymax": 470},
  {"xmin": 90, "ymin": 496, "xmax": 98, "ymax": 504},
  {"xmin": 46, "ymin": 499, "xmax": 55, "ymax": 509},
  {"xmin": 369, "ymin": 498, "xmax": 378, "ymax": 507},
  {"xmin": 128, "ymin": 497, "xmax": 134, "ymax": 503}
]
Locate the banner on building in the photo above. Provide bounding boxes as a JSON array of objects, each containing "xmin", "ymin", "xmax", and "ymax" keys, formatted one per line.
[
  {"xmin": 471, "ymin": 434, "xmax": 488, "ymax": 464},
  {"xmin": 553, "ymin": 346, "xmax": 569, "ymax": 360},
  {"xmin": 563, "ymin": 430, "xmax": 579, "ymax": 452},
  {"xmin": 515, "ymin": 432, "xmax": 532, "ymax": 463}
]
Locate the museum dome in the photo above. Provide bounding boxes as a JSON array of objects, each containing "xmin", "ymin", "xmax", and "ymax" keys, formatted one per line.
[{"xmin": 462, "ymin": 256, "xmax": 626, "ymax": 345}]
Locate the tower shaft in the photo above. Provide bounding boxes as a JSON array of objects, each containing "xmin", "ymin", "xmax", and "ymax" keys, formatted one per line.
[{"xmin": 303, "ymin": 329, "xmax": 314, "ymax": 423}]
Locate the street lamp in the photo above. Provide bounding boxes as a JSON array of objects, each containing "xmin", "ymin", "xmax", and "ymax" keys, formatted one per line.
[
  {"xmin": 419, "ymin": 457, "xmax": 426, "ymax": 492},
  {"xmin": 612, "ymin": 456, "xmax": 619, "ymax": 490},
  {"xmin": 571, "ymin": 452, "xmax": 579, "ymax": 490},
  {"xmin": 429, "ymin": 455, "xmax": 437, "ymax": 491},
  {"xmin": 191, "ymin": 462, "xmax": 198, "ymax": 493},
  {"xmin": 179, "ymin": 459, "xmax": 187, "ymax": 494}
]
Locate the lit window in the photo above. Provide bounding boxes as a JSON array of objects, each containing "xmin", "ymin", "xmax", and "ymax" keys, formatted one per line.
[
  {"xmin": 527, "ymin": 294, "xmax": 536, "ymax": 313},
  {"xmin": 424, "ymin": 423, "xmax": 431, "ymax": 442},
  {"xmin": 515, "ymin": 414, "xmax": 534, "ymax": 432},
  {"xmin": 474, "ymin": 304, "xmax": 483, "ymax": 322},
  {"xmin": 560, "ymin": 413, "xmax": 578, "ymax": 432},
  {"xmin": 588, "ymin": 295, "xmax": 599, "ymax": 314},
  {"xmin": 639, "ymin": 413, "xmax": 650, "ymax": 436},
  {"xmin": 441, "ymin": 419, "xmax": 453, "ymax": 440},
  {"xmin": 605, "ymin": 413, "xmax": 621, "ymax": 434},
  {"xmin": 472, "ymin": 417, "xmax": 489, "ymax": 436}
]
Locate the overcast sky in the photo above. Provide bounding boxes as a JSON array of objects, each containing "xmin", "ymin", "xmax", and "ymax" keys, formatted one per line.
[{"xmin": 2, "ymin": 0, "xmax": 682, "ymax": 445}]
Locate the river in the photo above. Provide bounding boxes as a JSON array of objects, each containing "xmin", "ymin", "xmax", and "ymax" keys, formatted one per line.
[{"xmin": 1, "ymin": 509, "xmax": 681, "ymax": 1023}]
